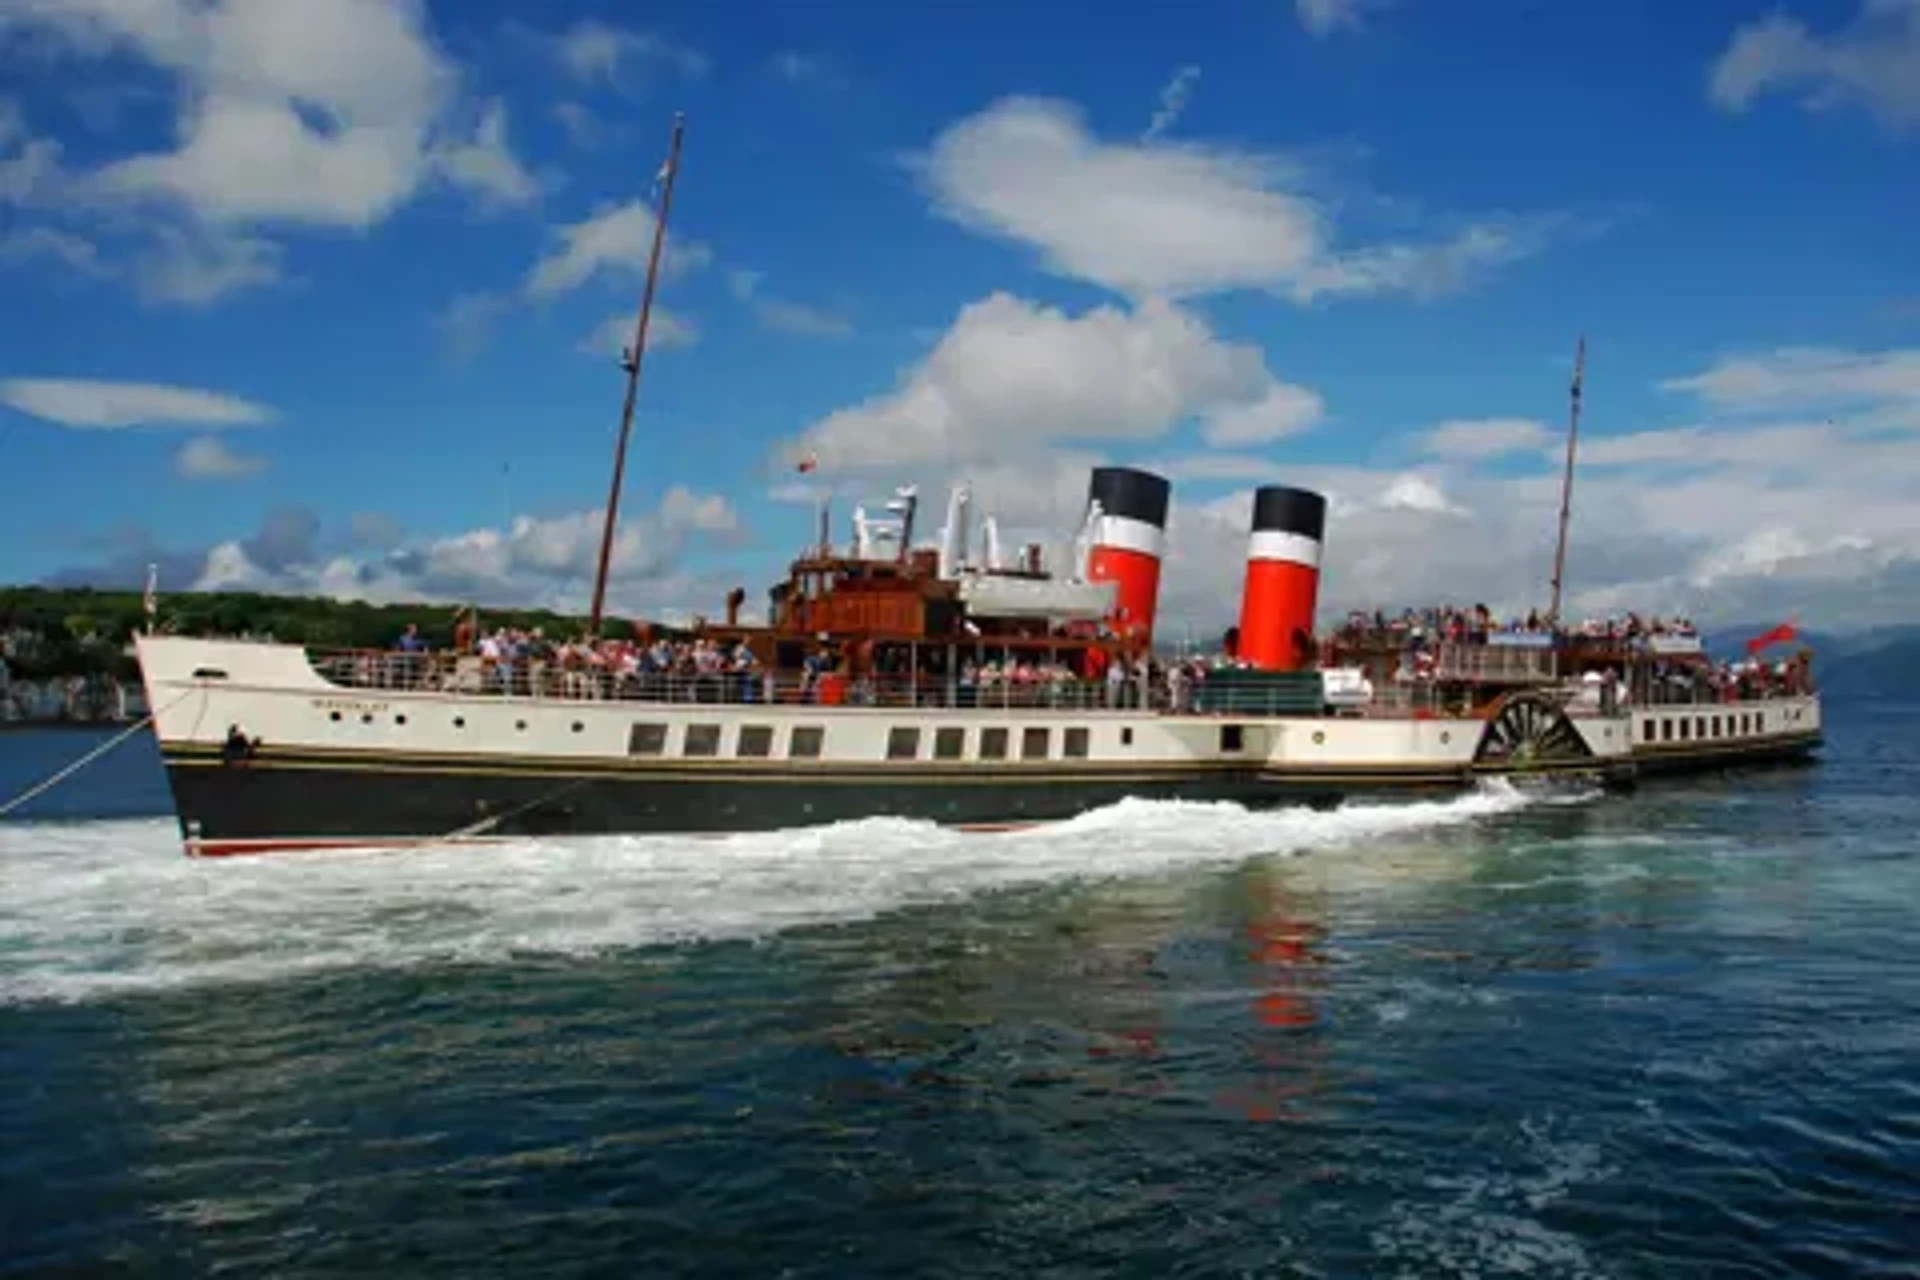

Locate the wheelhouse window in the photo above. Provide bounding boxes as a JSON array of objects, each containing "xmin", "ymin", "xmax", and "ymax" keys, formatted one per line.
[
  {"xmin": 628, "ymin": 723, "xmax": 668, "ymax": 756},
  {"xmin": 684, "ymin": 724, "xmax": 722, "ymax": 757}
]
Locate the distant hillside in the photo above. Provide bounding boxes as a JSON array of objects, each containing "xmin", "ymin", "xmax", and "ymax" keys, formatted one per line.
[{"xmin": 1817, "ymin": 635, "xmax": 1920, "ymax": 698}]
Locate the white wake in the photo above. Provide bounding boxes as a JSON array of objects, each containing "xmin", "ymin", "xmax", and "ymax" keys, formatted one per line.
[{"xmin": 0, "ymin": 784, "xmax": 1546, "ymax": 1005}]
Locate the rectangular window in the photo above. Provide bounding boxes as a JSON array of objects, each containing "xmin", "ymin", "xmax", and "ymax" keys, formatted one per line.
[
  {"xmin": 1679, "ymin": 719, "xmax": 1691, "ymax": 741},
  {"xmin": 1120, "ymin": 726, "xmax": 1134, "ymax": 747},
  {"xmin": 1711, "ymin": 715, "xmax": 1722, "ymax": 738},
  {"xmin": 887, "ymin": 726, "xmax": 921, "ymax": 760},
  {"xmin": 1643, "ymin": 719, "xmax": 1656, "ymax": 743},
  {"xmin": 737, "ymin": 724, "xmax": 773, "ymax": 758},
  {"xmin": 933, "ymin": 726, "xmax": 965, "ymax": 760},
  {"xmin": 628, "ymin": 722, "xmax": 668, "ymax": 756},
  {"xmin": 1063, "ymin": 726, "xmax": 1090, "ymax": 759},
  {"xmin": 1220, "ymin": 724, "xmax": 1245, "ymax": 753},
  {"xmin": 790, "ymin": 725, "xmax": 825, "ymax": 758},
  {"xmin": 684, "ymin": 723, "xmax": 721, "ymax": 757},
  {"xmin": 1662, "ymin": 718, "xmax": 1673, "ymax": 742},
  {"xmin": 1022, "ymin": 726, "xmax": 1050, "ymax": 760},
  {"xmin": 980, "ymin": 726, "xmax": 1009, "ymax": 760}
]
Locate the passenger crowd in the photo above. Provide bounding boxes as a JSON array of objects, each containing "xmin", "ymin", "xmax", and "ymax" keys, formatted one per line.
[
  {"xmin": 1330, "ymin": 606, "xmax": 1701, "ymax": 650},
  {"xmin": 329, "ymin": 603, "xmax": 1807, "ymax": 713}
]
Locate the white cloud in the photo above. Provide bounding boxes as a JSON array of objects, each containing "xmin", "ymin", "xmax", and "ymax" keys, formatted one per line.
[
  {"xmin": 789, "ymin": 292, "xmax": 1319, "ymax": 469},
  {"xmin": 176, "ymin": 434, "xmax": 267, "ymax": 479},
  {"xmin": 1296, "ymin": 0, "xmax": 1388, "ymax": 38},
  {"xmin": 1658, "ymin": 345, "xmax": 1920, "ymax": 419},
  {"xmin": 525, "ymin": 199, "xmax": 712, "ymax": 299},
  {"xmin": 727, "ymin": 268, "xmax": 851, "ymax": 338},
  {"xmin": 581, "ymin": 307, "xmax": 699, "ymax": 357},
  {"xmin": 771, "ymin": 51, "xmax": 832, "ymax": 83},
  {"xmin": 1709, "ymin": 0, "xmax": 1920, "ymax": 129},
  {"xmin": 772, "ymin": 336, "xmax": 1920, "ymax": 635},
  {"xmin": 551, "ymin": 102, "xmax": 600, "ymax": 149},
  {"xmin": 0, "ymin": 378, "xmax": 273, "ymax": 429},
  {"xmin": 1420, "ymin": 417, "xmax": 1556, "ymax": 460},
  {"xmin": 756, "ymin": 298, "xmax": 854, "ymax": 339},
  {"xmin": 0, "ymin": 0, "xmax": 538, "ymax": 303},
  {"xmin": 916, "ymin": 96, "xmax": 1551, "ymax": 303},
  {"xmin": 0, "ymin": 226, "xmax": 110, "ymax": 275},
  {"xmin": 436, "ymin": 291, "xmax": 512, "ymax": 364},
  {"xmin": 182, "ymin": 488, "xmax": 742, "ymax": 618},
  {"xmin": 1143, "ymin": 65, "xmax": 1199, "ymax": 141},
  {"xmin": 131, "ymin": 226, "xmax": 282, "ymax": 307},
  {"xmin": 555, "ymin": 21, "xmax": 708, "ymax": 87},
  {"xmin": 432, "ymin": 100, "xmax": 539, "ymax": 207},
  {"xmin": 1200, "ymin": 383, "xmax": 1324, "ymax": 446},
  {"xmin": 0, "ymin": 98, "xmax": 63, "ymax": 205}
]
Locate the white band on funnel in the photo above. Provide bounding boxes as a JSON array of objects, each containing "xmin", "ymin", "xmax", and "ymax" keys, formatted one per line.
[
  {"xmin": 1248, "ymin": 529, "xmax": 1322, "ymax": 568},
  {"xmin": 1092, "ymin": 513, "xmax": 1166, "ymax": 560}
]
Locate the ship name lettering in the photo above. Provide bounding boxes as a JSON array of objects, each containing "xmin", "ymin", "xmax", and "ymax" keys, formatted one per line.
[{"xmin": 311, "ymin": 697, "xmax": 390, "ymax": 714}]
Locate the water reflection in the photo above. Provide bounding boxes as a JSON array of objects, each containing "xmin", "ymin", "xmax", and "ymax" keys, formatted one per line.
[{"xmin": 1223, "ymin": 861, "xmax": 1334, "ymax": 1124}]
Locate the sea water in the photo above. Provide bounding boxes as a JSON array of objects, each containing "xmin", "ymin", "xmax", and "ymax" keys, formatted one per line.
[{"xmin": 1, "ymin": 702, "xmax": 1915, "ymax": 1277}]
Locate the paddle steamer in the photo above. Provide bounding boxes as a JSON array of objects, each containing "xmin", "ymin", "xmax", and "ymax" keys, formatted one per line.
[{"xmin": 130, "ymin": 115, "xmax": 1823, "ymax": 857}]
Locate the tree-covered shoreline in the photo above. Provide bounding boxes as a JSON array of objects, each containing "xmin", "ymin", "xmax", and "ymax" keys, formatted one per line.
[{"xmin": 0, "ymin": 586, "xmax": 639, "ymax": 682}]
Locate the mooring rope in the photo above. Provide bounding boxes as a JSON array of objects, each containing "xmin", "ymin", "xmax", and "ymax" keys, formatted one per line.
[{"xmin": 0, "ymin": 688, "xmax": 197, "ymax": 819}]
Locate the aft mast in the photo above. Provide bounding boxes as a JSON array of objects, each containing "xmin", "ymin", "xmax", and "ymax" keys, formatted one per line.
[
  {"xmin": 588, "ymin": 112, "xmax": 686, "ymax": 637},
  {"xmin": 1547, "ymin": 335, "xmax": 1585, "ymax": 626}
]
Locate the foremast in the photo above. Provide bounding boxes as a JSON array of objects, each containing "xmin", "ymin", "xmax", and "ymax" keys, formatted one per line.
[{"xmin": 588, "ymin": 113, "xmax": 687, "ymax": 636}]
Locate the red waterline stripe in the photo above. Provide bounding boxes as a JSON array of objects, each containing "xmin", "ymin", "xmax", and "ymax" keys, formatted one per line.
[{"xmin": 187, "ymin": 835, "xmax": 513, "ymax": 858}]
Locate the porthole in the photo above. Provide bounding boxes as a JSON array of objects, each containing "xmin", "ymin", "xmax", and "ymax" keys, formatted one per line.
[
  {"xmin": 515, "ymin": 719, "xmax": 528, "ymax": 731},
  {"xmin": 329, "ymin": 710, "xmax": 342, "ymax": 722},
  {"xmin": 1440, "ymin": 731, "xmax": 1451, "ymax": 744},
  {"xmin": 360, "ymin": 713, "xmax": 373, "ymax": 725},
  {"xmin": 395, "ymin": 714, "xmax": 407, "ymax": 726},
  {"xmin": 1312, "ymin": 730, "xmax": 1325, "ymax": 744},
  {"xmin": 453, "ymin": 716, "xmax": 466, "ymax": 729},
  {"xmin": 571, "ymin": 721, "xmax": 585, "ymax": 733}
]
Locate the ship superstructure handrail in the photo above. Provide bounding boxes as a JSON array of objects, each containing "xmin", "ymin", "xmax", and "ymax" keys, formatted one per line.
[
  {"xmin": 309, "ymin": 647, "xmax": 1179, "ymax": 713},
  {"xmin": 291, "ymin": 646, "xmax": 1812, "ymax": 718}
]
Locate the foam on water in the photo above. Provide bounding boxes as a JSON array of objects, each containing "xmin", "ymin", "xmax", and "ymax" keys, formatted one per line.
[{"xmin": 0, "ymin": 783, "xmax": 1540, "ymax": 1006}]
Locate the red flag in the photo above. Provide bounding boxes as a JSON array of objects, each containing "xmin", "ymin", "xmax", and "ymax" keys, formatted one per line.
[
  {"xmin": 1746, "ymin": 621, "xmax": 1797, "ymax": 654},
  {"xmin": 796, "ymin": 454, "xmax": 817, "ymax": 474}
]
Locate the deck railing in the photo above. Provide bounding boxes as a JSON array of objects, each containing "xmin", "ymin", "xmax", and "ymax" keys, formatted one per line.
[
  {"xmin": 307, "ymin": 649, "xmax": 1182, "ymax": 713},
  {"xmin": 301, "ymin": 648, "xmax": 1812, "ymax": 718}
]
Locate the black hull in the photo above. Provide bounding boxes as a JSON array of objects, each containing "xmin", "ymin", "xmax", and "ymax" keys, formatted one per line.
[{"xmin": 155, "ymin": 733, "xmax": 1821, "ymax": 856}]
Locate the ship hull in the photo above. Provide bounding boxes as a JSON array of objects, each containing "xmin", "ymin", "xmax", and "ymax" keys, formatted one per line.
[
  {"xmin": 133, "ymin": 637, "xmax": 1822, "ymax": 857},
  {"xmin": 159, "ymin": 751, "xmax": 1318, "ymax": 855},
  {"xmin": 153, "ymin": 738, "xmax": 1822, "ymax": 857}
]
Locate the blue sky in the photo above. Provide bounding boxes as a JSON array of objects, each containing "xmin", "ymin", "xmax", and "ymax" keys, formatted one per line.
[{"xmin": 1, "ymin": 0, "xmax": 1916, "ymax": 632}]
